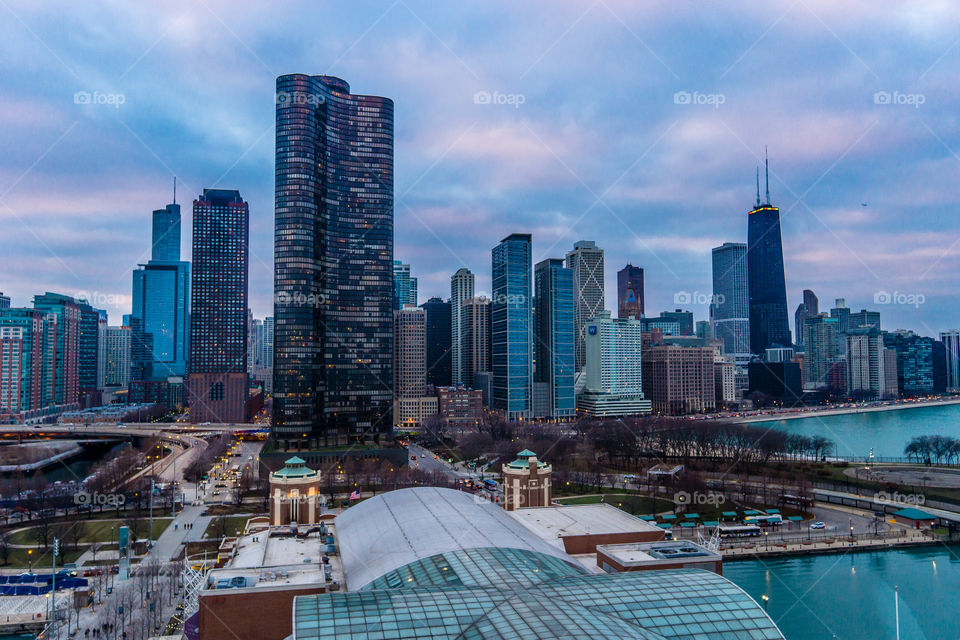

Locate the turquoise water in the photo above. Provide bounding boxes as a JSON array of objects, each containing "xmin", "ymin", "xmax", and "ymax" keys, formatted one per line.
[
  {"xmin": 752, "ymin": 403, "xmax": 960, "ymax": 458},
  {"xmin": 725, "ymin": 545, "xmax": 960, "ymax": 640}
]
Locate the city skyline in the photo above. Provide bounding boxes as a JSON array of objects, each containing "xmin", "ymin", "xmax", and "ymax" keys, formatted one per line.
[{"xmin": 1, "ymin": 2, "xmax": 958, "ymax": 336}]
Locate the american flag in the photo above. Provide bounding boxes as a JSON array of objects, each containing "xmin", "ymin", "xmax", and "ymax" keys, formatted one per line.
[{"xmin": 349, "ymin": 489, "xmax": 361, "ymax": 500}]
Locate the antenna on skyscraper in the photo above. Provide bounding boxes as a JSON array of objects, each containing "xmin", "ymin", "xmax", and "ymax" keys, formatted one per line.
[
  {"xmin": 764, "ymin": 145, "xmax": 770, "ymax": 205},
  {"xmin": 173, "ymin": 176, "xmax": 177, "ymax": 205},
  {"xmin": 755, "ymin": 167, "xmax": 761, "ymax": 208}
]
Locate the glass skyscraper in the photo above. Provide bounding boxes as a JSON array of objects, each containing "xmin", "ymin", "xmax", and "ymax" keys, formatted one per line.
[
  {"xmin": 492, "ymin": 234, "xmax": 532, "ymax": 420},
  {"xmin": 534, "ymin": 258, "xmax": 575, "ymax": 419},
  {"xmin": 421, "ymin": 297, "xmax": 452, "ymax": 387},
  {"xmin": 273, "ymin": 74, "xmax": 394, "ymax": 449},
  {"xmin": 710, "ymin": 242, "xmax": 750, "ymax": 361},
  {"xmin": 392, "ymin": 261, "xmax": 417, "ymax": 310},
  {"xmin": 747, "ymin": 164, "xmax": 791, "ymax": 355},
  {"xmin": 131, "ymin": 202, "xmax": 189, "ymax": 379}
]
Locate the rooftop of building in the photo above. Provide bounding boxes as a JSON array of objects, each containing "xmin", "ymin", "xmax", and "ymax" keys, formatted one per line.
[
  {"xmin": 203, "ymin": 523, "xmax": 342, "ymax": 591},
  {"xmin": 598, "ymin": 540, "xmax": 721, "ymax": 568},
  {"xmin": 289, "ymin": 487, "xmax": 783, "ymax": 640},
  {"xmin": 293, "ymin": 562, "xmax": 782, "ymax": 640},
  {"xmin": 507, "ymin": 503, "xmax": 663, "ymax": 549},
  {"xmin": 503, "ymin": 449, "xmax": 548, "ymax": 470},
  {"xmin": 270, "ymin": 456, "xmax": 319, "ymax": 479},
  {"xmin": 335, "ymin": 486, "xmax": 575, "ymax": 591}
]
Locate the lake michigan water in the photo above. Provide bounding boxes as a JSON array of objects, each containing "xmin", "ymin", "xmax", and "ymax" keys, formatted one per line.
[
  {"xmin": 726, "ymin": 544, "xmax": 960, "ymax": 640},
  {"xmin": 734, "ymin": 403, "xmax": 960, "ymax": 639},
  {"xmin": 751, "ymin": 403, "xmax": 960, "ymax": 458}
]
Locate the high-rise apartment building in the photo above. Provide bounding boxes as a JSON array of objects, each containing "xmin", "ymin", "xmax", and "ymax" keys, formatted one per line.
[
  {"xmin": 802, "ymin": 314, "xmax": 838, "ymax": 390},
  {"xmin": 262, "ymin": 317, "xmax": 274, "ymax": 369},
  {"xmin": 793, "ymin": 289, "xmax": 818, "ymax": 349},
  {"xmin": 941, "ymin": 330, "xmax": 960, "ymax": 392},
  {"xmin": 392, "ymin": 261, "xmax": 417, "ymax": 310},
  {"xmin": 272, "ymin": 74, "xmax": 394, "ymax": 449},
  {"xmin": 393, "ymin": 305, "xmax": 437, "ymax": 427},
  {"xmin": 845, "ymin": 327, "xmax": 888, "ymax": 399},
  {"xmin": 747, "ymin": 159, "xmax": 791, "ymax": 354},
  {"xmin": 32, "ymin": 293, "xmax": 82, "ymax": 407},
  {"xmin": 0, "ymin": 308, "xmax": 46, "ymax": 420},
  {"xmin": 188, "ymin": 189, "xmax": 249, "ymax": 424},
  {"xmin": 131, "ymin": 201, "xmax": 190, "ymax": 379},
  {"xmin": 450, "ymin": 268, "xmax": 475, "ymax": 386},
  {"xmin": 492, "ymin": 234, "xmax": 532, "ymax": 420},
  {"xmin": 0, "ymin": 293, "xmax": 10, "ymax": 309},
  {"xmin": 710, "ymin": 242, "xmax": 750, "ymax": 362},
  {"xmin": 565, "ymin": 240, "xmax": 604, "ymax": 372},
  {"xmin": 577, "ymin": 311, "xmax": 651, "ymax": 416},
  {"xmin": 394, "ymin": 306, "xmax": 426, "ymax": 398},
  {"xmin": 101, "ymin": 325, "xmax": 132, "ymax": 388},
  {"xmin": 533, "ymin": 259, "xmax": 575, "ymax": 420},
  {"xmin": 617, "ymin": 264, "xmax": 644, "ymax": 319},
  {"xmin": 883, "ymin": 330, "xmax": 935, "ymax": 397},
  {"xmin": 461, "ymin": 296, "xmax": 491, "ymax": 390},
  {"xmin": 642, "ymin": 345, "xmax": 716, "ymax": 415}
]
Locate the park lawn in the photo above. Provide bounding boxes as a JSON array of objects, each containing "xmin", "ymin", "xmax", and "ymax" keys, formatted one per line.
[
  {"xmin": 1, "ymin": 546, "xmax": 84, "ymax": 569},
  {"xmin": 555, "ymin": 494, "xmax": 675, "ymax": 516},
  {"xmin": 8, "ymin": 518, "xmax": 173, "ymax": 546},
  {"xmin": 203, "ymin": 516, "xmax": 251, "ymax": 540}
]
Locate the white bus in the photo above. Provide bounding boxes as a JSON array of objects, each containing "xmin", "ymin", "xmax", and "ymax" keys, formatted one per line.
[{"xmin": 717, "ymin": 524, "xmax": 762, "ymax": 538}]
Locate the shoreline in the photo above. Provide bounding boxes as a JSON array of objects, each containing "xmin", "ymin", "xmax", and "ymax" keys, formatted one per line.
[
  {"xmin": 729, "ymin": 397, "xmax": 960, "ymax": 424},
  {"xmin": 722, "ymin": 537, "xmax": 948, "ymax": 561}
]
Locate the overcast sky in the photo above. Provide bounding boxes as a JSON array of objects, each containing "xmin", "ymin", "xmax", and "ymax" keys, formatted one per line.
[{"xmin": 1, "ymin": 1, "xmax": 958, "ymax": 336}]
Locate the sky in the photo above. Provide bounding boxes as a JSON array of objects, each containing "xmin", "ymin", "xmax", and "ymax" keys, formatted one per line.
[{"xmin": 1, "ymin": 0, "xmax": 959, "ymax": 337}]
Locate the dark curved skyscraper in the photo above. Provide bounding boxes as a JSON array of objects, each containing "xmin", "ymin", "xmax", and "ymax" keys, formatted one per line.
[
  {"xmin": 273, "ymin": 75, "xmax": 394, "ymax": 450},
  {"xmin": 747, "ymin": 159, "xmax": 791, "ymax": 355}
]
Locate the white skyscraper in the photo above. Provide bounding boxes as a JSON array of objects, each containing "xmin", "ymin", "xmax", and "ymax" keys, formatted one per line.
[
  {"xmin": 577, "ymin": 310, "xmax": 651, "ymax": 416},
  {"xmin": 450, "ymin": 268, "xmax": 475, "ymax": 385},
  {"xmin": 565, "ymin": 240, "xmax": 604, "ymax": 372}
]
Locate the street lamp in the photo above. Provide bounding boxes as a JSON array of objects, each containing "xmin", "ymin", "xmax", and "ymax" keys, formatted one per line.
[{"xmin": 761, "ymin": 594, "xmax": 769, "ymax": 611}]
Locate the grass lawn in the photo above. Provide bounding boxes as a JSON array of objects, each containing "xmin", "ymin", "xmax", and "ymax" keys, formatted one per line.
[
  {"xmin": 8, "ymin": 518, "xmax": 173, "ymax": 546},
  {"xmin": 555, "ymin": 494, "xmax": 675, "ymax": 516},
  {"xmin": 202, "ymin": 516, "xmax": 251, "ymax": 539},
  {"xmin": 1, "ymin": 546, "xmax": 84, "ymax": 569}
]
